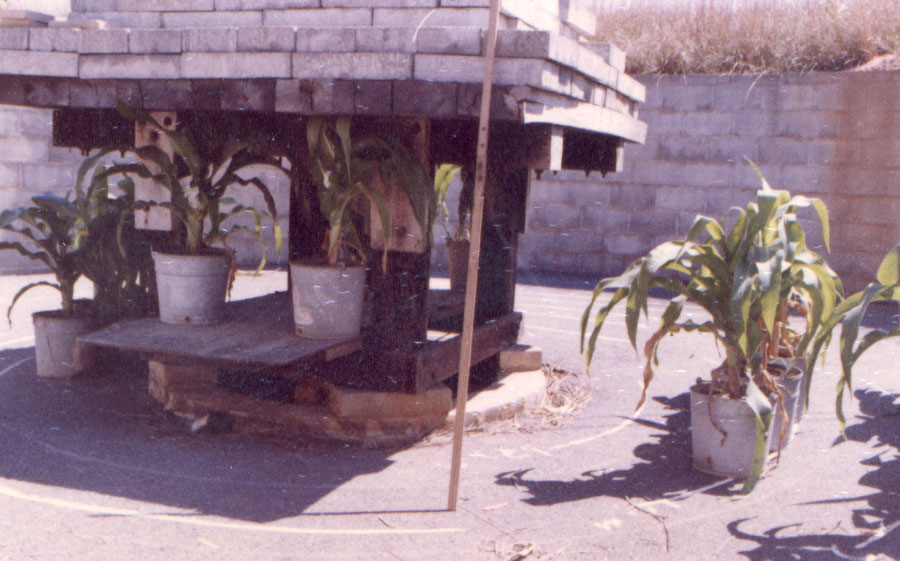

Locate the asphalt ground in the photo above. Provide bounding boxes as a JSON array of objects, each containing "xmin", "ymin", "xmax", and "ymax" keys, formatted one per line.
[{"xmin": 0, "ymin": 270, "xmax": 898, "ymax": 561}]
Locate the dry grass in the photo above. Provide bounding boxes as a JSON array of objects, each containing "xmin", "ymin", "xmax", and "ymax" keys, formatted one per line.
[{"xmin": 596, "ymin": 0, "xmax": 900, "ymax": 75}]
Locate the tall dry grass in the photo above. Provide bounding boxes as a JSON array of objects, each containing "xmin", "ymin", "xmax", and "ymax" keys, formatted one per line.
[{"xmin": 596, "ymin": 0, "xmax": 900, "ymax": 74}]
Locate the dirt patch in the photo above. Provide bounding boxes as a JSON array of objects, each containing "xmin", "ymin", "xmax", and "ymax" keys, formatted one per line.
[{"xmin": 851, "ymin": 53, "xmax": 900, "ymax": 71}]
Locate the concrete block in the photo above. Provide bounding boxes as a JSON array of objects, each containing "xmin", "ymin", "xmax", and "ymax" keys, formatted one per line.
[
  {"xmin": 661, "ymin": 85, "xmax": 716, "ymax": 112},
  {"xmin": 129, "ymin": 29, "xmax": 182, "ymax": 54},
  {"xmin": 0, "ymin": 162, "xmax": 19, "ymax": 187},
  {"xmin": 355, "ymin": 27, "xmax": 417, "ymax": 53},
  {"xmin": 416, "ymin": 26, "xmax": 481, "ymax": 55},
  {"xmin": 706, "ymin": 135, "xmax": 758, "ymax": 164},
  {"xmin": 121, "ymin": 0, "xmax": 214, "ymax": 10},
  {"xmin": 182, "ymin": 52, "xmax": 291, "ymax": 78},
  {"xmin": 184, "ymin": 27, "xmax": 237, "ymax": 52},
  {"xmin": 293, "ymin": 52, "xmax": 412, "ymax": 80},
  {"xmin": 655, "ymin": 185, "xmax": 707, "ymax": 213},
  {"xmin": 445, "ymin": 369, "xmax": 546, "ymax": 428},
  {"xmin": 295, "ymin": 28, "xmax": 355, "ymax": 52},
  {"xmin": 416, "ymin": 54, "xmax": 557, "ymax": 90},
  {"xmin": 758, "ymin": 138, "xmax": 808, "ymax": 166},
  {"xmin": 328, "ymin": 383, "xmax": 452, "ymax": 418},
  {"xmin": 325, "ymin": 0, "xmax": 435, "ymax": 6},
  {"xmin": 19, "ymin": 163, "xmax": 76, "ymax": 191},
  {"xmin": 216, "ymin": 0, "xmax": 316, "ymax": 8},
  {"xmin": 29, "ymin": 28, "xmax": 81, "ymax": 52},
  {"xmin": 0, "ymin": 138, "xmax": 48, "ymax": 163},
  {"xmin": 80, "ymin": 54, "xmax": 181, "ymax": 79},
  {"xmin": 162, "ymin": 10, "xmax": 263, "ymax": 28},
  {"xmin": 274, "ymin": 78, "xmax": 313, "ymax": 112},
  {"xmin": 731, "ymin": 162, "xmax": 782, "ymax": 190},
  {"xmin": 604, "ymin": 232, "xmax": 649, "ymax": 256},
  {"xmin": 528, "ymin": 202, "xmax": 581, "ymax": 230},
  {"xmin": 712, "ymin": 79, "xmax": 778, "ymax": 110},
  {"xmin": 686, "ymin": 111, "xmax": 733, "ymax": 136},
  {"xmin": 779, "ymin": 164, "xmax": 832, "ymax": 195},
  {"xmin": 372, "ymin": 7, "xmax": 490, "ymax": 27},
  {"xmin": 354, "ymin": 79, "xmax": 393, "ymax": 114},
  {"xmin": 264, "ymin": 8, "xmax": 372, "ymax": 27},
  {"xmin": 496, "ymin": 29, "xmax": 550, "ymax": 59},
  {"xmin": 79, "ymin": 29, "xmax": 128, "ymax": 53},
  {"xmin": 784, "ymin": 110, "xmax": 840, "ymax": 139},
  {"xmin": 581, "ymin": 41, "xmax": 625, "ymax": 71},
  {"xmin": 655, "ymin": 135, "xmax": 708, "ymax": 162},
  {"xmin": 70, "ymin": 0, "xmax": 116, "ymax": 11},
  {"xmin": 237, "ymin": 25, "xmax": 295, "ymax": 51},
  {"xmin": 554, "ymin": 229, "xmax": 606, "ymax": 254},
  {"xmin": 392, "ymin": 80, "xmax": 457, "ymax": 116},
  {"xmin": 806, "ymin": 139, "xmax": 839, "ymax": 166},
  {"xmin": 68, "ymin": 11, "xmax": 162, "ymax": 28},
  {"xmin": 0, "ymin": 28, "xmax": 28, "ymax": 49},
  {"xmin": 309, "ymin": 79, "xmax": 355, "ymax": 113},
  {"xmin": 0, "ymin": 50, "xmax": 78, "ymax": 77},
  {"xmin": 148, "ymin": 360, "xmax": 219, "ymax": 406},
  {"xmin": 140, "ymin": 79, "xmax": 195, "ymax": 110},
  {"xmin": 734, "ymin": 110, "xmax": 785, "ymax": 137},
  {"xmin": 609, "ymin": 184, "xmax": 656, "ymax": 209}
]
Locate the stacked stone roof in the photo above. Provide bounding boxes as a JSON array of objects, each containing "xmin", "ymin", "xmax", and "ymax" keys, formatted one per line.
[{"xmin": 0, "ymin": 2, "xmax": 645, "ymax": 144}]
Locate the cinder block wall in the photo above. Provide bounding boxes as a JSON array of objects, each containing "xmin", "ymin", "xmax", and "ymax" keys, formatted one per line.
[{"xmin": 518, "ymin": 71, "xmax": 900, "ymax": 293}]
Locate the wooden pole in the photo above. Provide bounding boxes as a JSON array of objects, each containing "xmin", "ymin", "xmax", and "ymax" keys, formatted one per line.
[{"xmin": 447, "ymin": 0, "xmax": 501, "ymax": 512}]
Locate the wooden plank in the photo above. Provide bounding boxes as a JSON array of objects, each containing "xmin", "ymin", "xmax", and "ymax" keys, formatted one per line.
[
  {"xmin": 395, "ymin": 312, "xmax": 521, "ymax": 393},
  {"xmin": 134, "ymin": 110, "xmax": 176, "ymax": 231},
  {"xmin": 78, "ymin": 292, "xmax": 361, "ymax": 369}
]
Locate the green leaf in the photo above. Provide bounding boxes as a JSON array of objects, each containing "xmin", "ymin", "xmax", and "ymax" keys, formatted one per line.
[
  {"xmin": 740, "ymin": 377, "xmax": 773, "ymax": 494},
  {"xmin": 876, "ymin": 244, "xmax": 900, "ymax": 286}
]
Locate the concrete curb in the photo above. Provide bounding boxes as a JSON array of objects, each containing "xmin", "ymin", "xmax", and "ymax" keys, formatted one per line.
[{"xmin": 444, "ymin": 367, "xmax": 547, "ymax": 429}]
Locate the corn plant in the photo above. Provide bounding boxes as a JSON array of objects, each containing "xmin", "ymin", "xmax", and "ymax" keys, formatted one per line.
[
  {"xmin": 113, "ymin": 100, "xmax": 283, "ymax": 265},
  {"xmin": 808, "ymin": 243, "xmax": 900, "ymax": 434},
  {"xmin": 0, "ymin": 192, "xmax": 84, "ymax": 320},
  {"xmin": 580, "ymin": 170, "xmax": 838, "ymax": 492},
  {"xmin": 305, "ymin": 116, "xmax": 432, "ymax": 269}
]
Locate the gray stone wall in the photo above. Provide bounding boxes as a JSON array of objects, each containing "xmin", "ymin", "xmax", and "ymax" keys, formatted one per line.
[{"xmin": 518, "ymin": 71, "xmax": 900, "ymax": 292}]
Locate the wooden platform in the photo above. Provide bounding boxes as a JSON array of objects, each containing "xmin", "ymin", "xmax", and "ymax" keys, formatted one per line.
[{"xmin": 79, "ymin": 292, "xmax": 361, "ymax": 370}]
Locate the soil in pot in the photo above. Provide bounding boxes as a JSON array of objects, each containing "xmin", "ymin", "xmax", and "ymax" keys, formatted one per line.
[
  {"xmin": 153, "ymin": 251, "xmax": 231, "ymax": 325},
  {"xmin": 289, "ymin": 261, "xmax": 366, "ymax": 339},
  {"xmin": 32, "ymin": 309, "xmax": 95, "ymax": 379}
]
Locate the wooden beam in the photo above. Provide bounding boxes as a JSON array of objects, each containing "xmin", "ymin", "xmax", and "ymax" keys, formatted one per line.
[{"xmin": 134, "ymin": 111, "xmax": 176, "ymax": 231}]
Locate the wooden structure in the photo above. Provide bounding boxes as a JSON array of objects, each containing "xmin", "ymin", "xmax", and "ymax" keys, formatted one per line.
[{"xmin": 0, "ymin": 5, "xmax": 645, "ymax": 406}]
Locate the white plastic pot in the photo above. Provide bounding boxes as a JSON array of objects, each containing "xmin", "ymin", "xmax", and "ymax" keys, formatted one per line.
[
  {"xmin": 768, "ymin": 358, "xmax": 806, "ymax": 451},
  {"xmin": 690, "ymin": 383, "xmax": 768, "ymax": 478},
  {"xmin": 289, "ymin": 261, "xmax": 366, "ymax": 339},
  {"xmin": 153, "ymin": 251, "xmax": 230, "ymax": 325},
  {"xmin": 32, "ymin": 311, "xmax": 95, "ymax": 379}
]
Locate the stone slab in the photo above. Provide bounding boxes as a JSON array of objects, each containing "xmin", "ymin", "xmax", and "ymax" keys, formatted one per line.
[
  {"xmin": 184, "ymin": 27, "xmax": 237, "ymax": 52},
  {"xmin": 295, "ymin": 28, "xmax": 356, "ymax": 52},
  {"xmin": 79, "ymin": 54, "xmax": 181, "ymax": 79},
  {"xmin": 0, "ymin": 50, "xmax": 78, "ymax": 77},
  {"xmin": 129, "ymin": 28, "xmax": 183, "ymax": 54},
  {"xmin": 263, "ymin": 8, "xmax": 373, "ymax": 27},
  {"xmin": 237, "ymin": 25, "xmax": 295, "ymax": 52},
  {"xmin": 444, "ymin": 368, "xmax": 546, "ymax": 428},
  {"xmin": 0, "ymin": 28, "xmax": 28, "ymax": 50},
  {"xmin": 161, "ymin": 10, "xmax": 263, "ymax": 28},
  {"xmin": 372, "ymin": 7, "xmax": 491, "ymax": 27},
  {"xmin": 499, "ymin": 344, "xmax": 543, "ymax": 372},
  {"xmin": 182, "ymin": 51, "xmax": 291, "ymax": 78},
  {"xmin": 415, "ymin": 26, "xmax": 482, "ymax": 55},
  {"xmin": 292, "ymin": 52, "xmax": 411, "ymax": 80},
  {"xmin": 119, "ymin": 0, "xmax": 215, "ymax": 11},
  {"xmin": 328, "ymin": 383, "xmax": 452, "ymax": 418},
  {"xmin": 79, "ymin": 28, "xmax": 128, "ymax": 54},
  {"xmin": 29, "ymin": 28, "xmax": 81, "ymax": 52}
]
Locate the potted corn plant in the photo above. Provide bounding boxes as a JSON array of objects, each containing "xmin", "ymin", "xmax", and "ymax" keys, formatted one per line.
[
  {"xmin": 433, "ymin": 163, "xmax": 471, "ymax": 293},
  {"xmin": 292, "ymin": 116, "xmax": 431, "ymax": 339},
  {"xmin": 580, "ymin": 171, "xmax": 839, "ymax": 492},
  {"xmin": 0, "ymin": 191, "xmax": 92, "ymax": 378},
  {"xmin": 102, "ymin": 100, "xmax": 284, "ymax": 325}
]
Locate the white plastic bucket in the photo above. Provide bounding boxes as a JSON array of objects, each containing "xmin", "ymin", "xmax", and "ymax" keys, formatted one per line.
[
  {"xmin": 289, "ymin": 261, "xmax": 366, "ymax": 339},
  {"xmin": 690, "ymin": 383, "xmax": 763, "ymax": 478}
]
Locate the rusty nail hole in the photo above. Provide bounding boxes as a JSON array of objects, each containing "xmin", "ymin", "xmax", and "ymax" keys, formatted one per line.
[
  {"xmin": 150, "ymin": 130, "xmax": 160, "ymax": 142},
  {"xmin": 163, "ymin": 116, "xmax": 173, "ymax": 127}
]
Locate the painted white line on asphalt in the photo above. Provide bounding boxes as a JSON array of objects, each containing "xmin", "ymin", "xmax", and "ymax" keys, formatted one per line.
[
  {"xmin": 0, "ymin": 356, "xmax": 32, "ymax": 378},
  {"xmin": 0, "ymin": 336, "xmax": 35, "ymax": 349},
  {"xmin": 0, "ymin": 483, "xmax": 465, "ymax": 536}
]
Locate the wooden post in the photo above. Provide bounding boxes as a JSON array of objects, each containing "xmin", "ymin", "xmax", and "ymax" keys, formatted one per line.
[
  {"xmin": 448, "ymin": 0, "xmax": 501, "ymax": 512},
  {"xmin": 133, "ymin": 112, "xmax": 176, "ymax": 232}
]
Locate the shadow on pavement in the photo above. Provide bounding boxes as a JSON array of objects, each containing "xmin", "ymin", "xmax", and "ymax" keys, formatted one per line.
[
  {"xmin": 495, "ymin": 392, "xmax": 732, "ymax": 505},
  {"xmin": 0, "ymin": 347, "xmax": 408, "ymax": 523},
  {"xmin": 729, "ymin": 389, "xmax": 900, "ymax": 561}
]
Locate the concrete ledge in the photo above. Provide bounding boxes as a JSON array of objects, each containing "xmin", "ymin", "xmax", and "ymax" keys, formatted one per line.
[
  {"xmin": 499, "ymin": 344, "xmax": 543, "ymax": 372},
  {"xmin": 445, "ymin": 368, "xmax": 546, "ymax": 428}
]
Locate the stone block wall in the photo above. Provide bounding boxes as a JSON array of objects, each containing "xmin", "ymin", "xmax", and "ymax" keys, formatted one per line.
[{"xmin": 517, "ymin": 71, "xmax": 900, "ymax": 293}]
